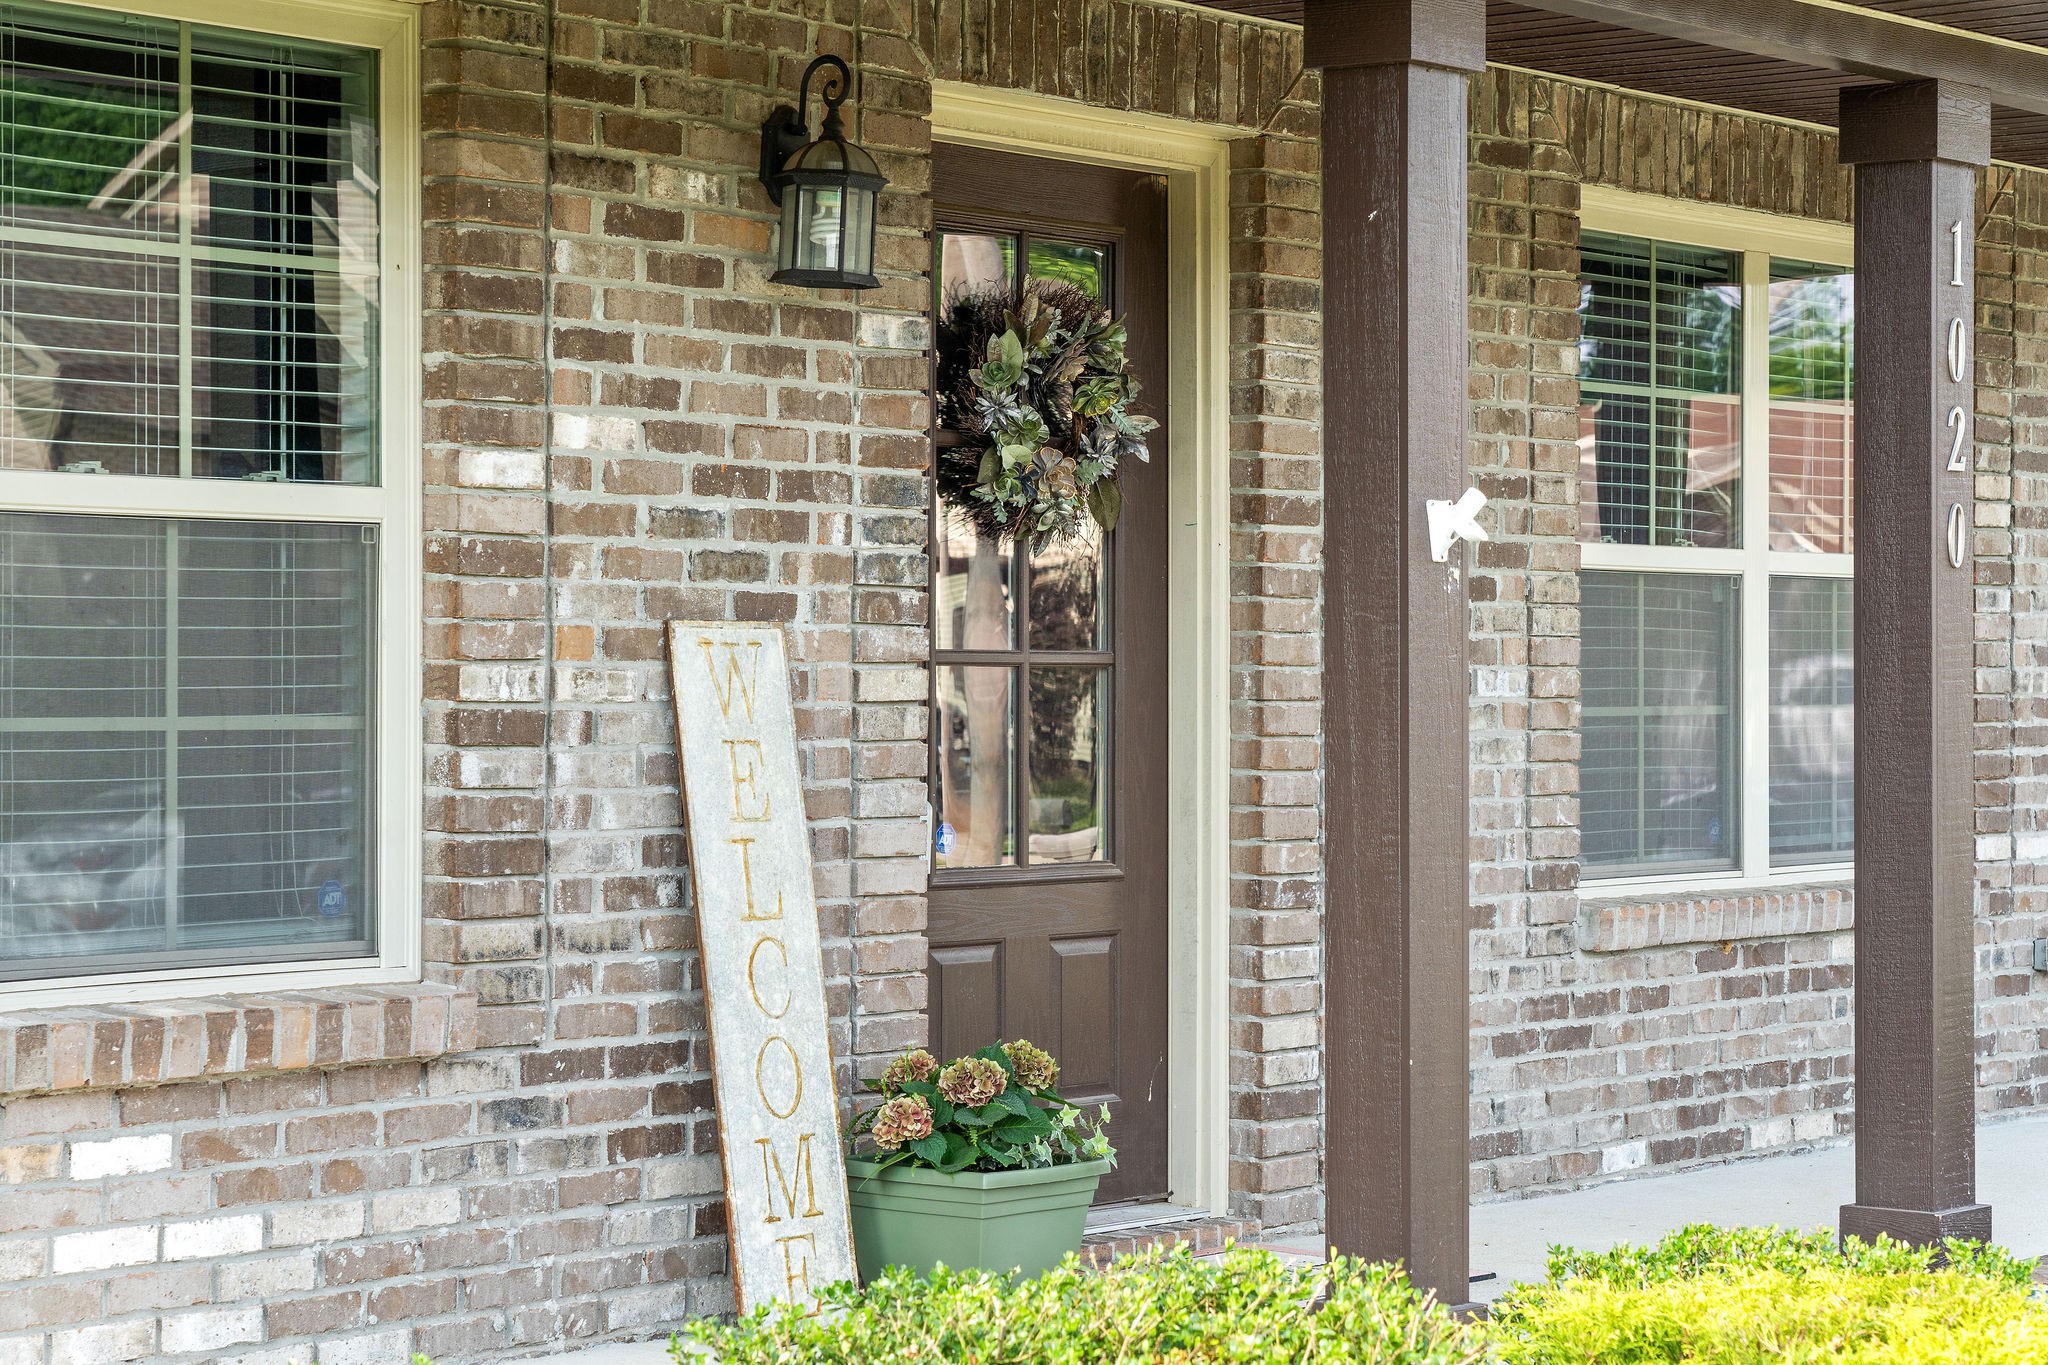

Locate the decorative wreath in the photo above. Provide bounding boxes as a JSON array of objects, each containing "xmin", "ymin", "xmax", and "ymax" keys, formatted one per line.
[{"xmin": 935, "ymin": 278, "xmax": 1156, "ymax": 548}]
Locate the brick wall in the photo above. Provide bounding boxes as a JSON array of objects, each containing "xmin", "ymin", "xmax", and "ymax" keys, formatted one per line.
[{"xmin": 1464, "ymin": 70, "xmax": 2048, "ymax": 1199}]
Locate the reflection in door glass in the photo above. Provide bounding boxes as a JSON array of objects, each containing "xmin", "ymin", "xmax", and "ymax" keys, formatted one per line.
[
  {"xmin": 935, "ymin": 665, "xmax": 1015, "ymax": 868},
  {"xmin": 1027, "ymin": 240, "xmax": 1105, "ymax": 298},
  {"xmin": 1028, "ymin": 667, "xmax": 1108, "ymax": 864},
  {"xmin": 938, "ymin": 232, "xmax": 1016, "ymax": 300},
  {"xmin": 1028, "ymin": 519, "xmax": 1103, "ymax": 650},
  {"xmin": 935, "ymin": 505, "xmax": 1013, "ymax": 651}
]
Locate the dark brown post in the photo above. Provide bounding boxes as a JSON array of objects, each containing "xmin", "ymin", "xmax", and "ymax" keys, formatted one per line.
[
  {"xmin": 1837, "ymin": 81, "xmax": 1993, "ymax": 1249},
  {"xmin": 1303, "ymin": 0, "xmax": 1481, "ymax": 1304}
]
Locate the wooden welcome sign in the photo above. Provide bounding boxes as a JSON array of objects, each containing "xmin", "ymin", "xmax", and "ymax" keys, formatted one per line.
[{"xmin": 667, "ymin": 622, "xmax": 856, "ymax": 1312}]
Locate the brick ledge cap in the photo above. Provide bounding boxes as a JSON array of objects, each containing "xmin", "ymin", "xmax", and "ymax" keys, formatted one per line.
[
  {"xmin": 1576, "ymin": 882, "xmax": 1854, "ymax": 952},
  {"xmin": 0, "ymin": 983, "xmax": 479, "ymax": 1096}
]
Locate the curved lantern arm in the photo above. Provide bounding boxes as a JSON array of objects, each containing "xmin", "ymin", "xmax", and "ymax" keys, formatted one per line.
[{"xmin": 758, "ymin": 54, "xmax": 853, "ymax": 206}]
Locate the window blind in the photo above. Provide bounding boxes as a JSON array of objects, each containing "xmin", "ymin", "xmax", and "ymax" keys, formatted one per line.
[
  {"xmin": 1769, "ymin": 577, "xmax": 1853, "ymax": 864},
  {"xmin": 0, "ymin": 2, "xmax": 378, "ymax": 484},
  {"xmin": 0, "ymin": 512, "xmax": 375, "ymax": 980},
  {"xmin": 1581, "ymin": 570, "xmax": 1741, "ymax": 875},
  {"xmin": 1579, "ymin": 233, "xmax": 1743, "ymax": 549}
]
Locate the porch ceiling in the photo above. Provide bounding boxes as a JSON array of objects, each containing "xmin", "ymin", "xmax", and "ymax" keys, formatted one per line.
[{"xmin": 1194, "ymin": 0, "xmax": 2048, "ymax": 169}]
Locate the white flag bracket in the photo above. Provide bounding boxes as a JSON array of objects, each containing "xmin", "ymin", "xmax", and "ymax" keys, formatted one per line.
[{"xmin": 1426, "ymin": 486, "xmax": 1490, "ymax": 563}]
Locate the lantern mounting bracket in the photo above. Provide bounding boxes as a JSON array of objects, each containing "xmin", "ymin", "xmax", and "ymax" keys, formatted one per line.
[{"xmin": 758, "ymin": 54, "xmax": 852, "ymax": 206}]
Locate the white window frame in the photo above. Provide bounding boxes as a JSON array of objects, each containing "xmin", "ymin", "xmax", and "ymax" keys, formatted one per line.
[
  {"xmin": 1579, "ymin": 187, "xmax": 1854, "ymax": 898},
  {"xmin": 0, "ymin": 0, "xmax": 421, "ymax": 1008}
]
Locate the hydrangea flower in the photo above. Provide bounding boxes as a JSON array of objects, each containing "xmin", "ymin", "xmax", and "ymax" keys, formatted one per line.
[
  {"xmin": 937, "ymin": 1056, "xmax": 1007, "ymax": 1108},
  {"xmin": 880, "ymin": 1049, "xmax": 938, "ymax": 1091},
  {"xmin": 869, "ymin": 1094, "xmax": 934, "ymax": 1151},
  {"xmin": 1002, "ymin": 1039, "xmax": 1059, "ymax": 1090}
]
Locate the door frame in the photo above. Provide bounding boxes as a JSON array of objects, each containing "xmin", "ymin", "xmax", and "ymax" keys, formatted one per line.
[{"xmin": 930, "ymin": 82, "xmax": 1240, "ymax": 1217}]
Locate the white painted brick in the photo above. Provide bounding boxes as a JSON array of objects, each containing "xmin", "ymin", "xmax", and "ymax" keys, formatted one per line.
[
  {"xmin": 51, "ymin": 1321, "xmax": 154, "ymax": 1365},
  {"xmin": 268, "ymin": 1201, "xmax": 365, "ymax": 1248},
  {"xmin": 51, "ymin": 1225, "xmax": 157, "ymax": 1274},
  {"xmin": 0, "ymin": 1338, "xmax": 43, "ymax": 1365},
  {"xmin": 0, "ymin": 1239, "xmax": 45, "ymax": 1282},
  {"xmin": 219, "ymin": 1252, "xmax": 318, "ymax": 1299},
  {"xmin": 371, "ymin": 1187, "xmax": 461, "ymax": 1233},
  {"xmin": 160, "ymin": 1308, "xmax": 262, "ymax": 1355},
  {"xmin": 1599, "ymin": 1140, "xmax": 1648, "ymax": 1175},
  {"xmin": 457, "ymin": 447, "xmax": 545, "ymax": 490},
  {"xmin": 68, "ymin": 1134, "xmax": 173, "ymax": 1179},
  {"xmin": 314, "ymin": 1328, "xmax": 412, "ymax": 1365},
  {"xmin": 163, "ymin": 1214, "xmax": 263, "ymax": 1262}
]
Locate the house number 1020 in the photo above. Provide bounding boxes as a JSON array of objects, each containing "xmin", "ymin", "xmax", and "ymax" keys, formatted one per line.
[{"xmin": 1945, "ymin": 220, "xmax": 1968, "ymax": 571}]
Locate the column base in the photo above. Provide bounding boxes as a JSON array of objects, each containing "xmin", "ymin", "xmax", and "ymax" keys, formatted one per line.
[{"xmin": 1839, "ymin": 1202, "xmax": 1992, "ymax": 1247}]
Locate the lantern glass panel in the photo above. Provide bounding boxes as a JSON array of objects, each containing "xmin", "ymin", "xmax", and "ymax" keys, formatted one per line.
[
  {"xmin": 843, "ymin": 185, "xmax": 874, "ymax": 277},
  {"xmin": 798, "ymin": 184, "xmax": 845, "ymax": 274}
]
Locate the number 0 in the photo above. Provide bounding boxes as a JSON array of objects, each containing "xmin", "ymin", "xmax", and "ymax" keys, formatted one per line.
[
  {"xmin": 1947, "ymin": 405, "xmax": 1969, "ymax": 472},
  {"xmin": 1948, "ymin": 317, "xmax": 1968, "ymax": 383}
]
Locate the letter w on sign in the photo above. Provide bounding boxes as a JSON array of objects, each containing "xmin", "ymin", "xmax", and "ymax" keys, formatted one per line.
[{"xmin": 668, "ymin": 622, "xmax": 855, "ymax": 1312}]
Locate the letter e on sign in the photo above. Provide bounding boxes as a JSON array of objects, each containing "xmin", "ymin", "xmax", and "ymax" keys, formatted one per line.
[{"xmin": 668, "ymin": 622, "xmax": 855, "ymax": 1312}]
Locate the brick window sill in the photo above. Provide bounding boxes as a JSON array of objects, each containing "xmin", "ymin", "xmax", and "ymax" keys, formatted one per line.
[
  {"xmin": 1577, "ymin": 883, "xmax": 1854, "ymax": 952},
  {"xmin": 0, "ymin": 983, "xmax": 479, "ymax": 1097}
]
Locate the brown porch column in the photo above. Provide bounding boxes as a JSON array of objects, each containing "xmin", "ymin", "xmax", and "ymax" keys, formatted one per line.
[
  {"xmin": 1303, "ymin": 0, "xmax": 1481, "ymax": 1304},
  {"xmin": 1837, "ymin": 81, "xmax": 1993, "ymax": 1249}
]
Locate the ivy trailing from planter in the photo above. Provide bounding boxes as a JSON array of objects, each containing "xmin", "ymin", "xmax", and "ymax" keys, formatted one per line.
[
  {"xmin": 846, "ymin": 1041, "xmax": 1115, "ymax": 1175},
  {"xmin": 935, "ymin": 278, "xmax": 1156, "ymax": 548}
]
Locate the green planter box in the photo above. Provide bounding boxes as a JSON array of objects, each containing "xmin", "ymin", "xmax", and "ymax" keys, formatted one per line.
[{"xmin": 844, "ymin": 1157, "xmax": 1110, "ymax": 1282}]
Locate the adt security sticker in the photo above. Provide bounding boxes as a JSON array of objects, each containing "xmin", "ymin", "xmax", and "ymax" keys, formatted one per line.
[
  {"xmin": 935, "ymin": 822, "xmax": 957, "ymax": 857},
  {"xmin": 318, "ymin": 880, "xmax": 347, "ymax": 918}
]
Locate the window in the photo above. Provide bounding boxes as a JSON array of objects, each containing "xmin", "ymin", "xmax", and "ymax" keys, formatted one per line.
[
  {"xmin": 1577, "ymin": 198, "xmax": 1853, "ymax": 886},
  {"xmin": 0, "ymin": 0, "xmax": 417, "ymax": 1000}
]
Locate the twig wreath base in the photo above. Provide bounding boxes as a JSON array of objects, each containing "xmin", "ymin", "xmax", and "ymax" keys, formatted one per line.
[{"xmin": 934, "ymin": 277, "xmax": 1156, "ymax": 548}]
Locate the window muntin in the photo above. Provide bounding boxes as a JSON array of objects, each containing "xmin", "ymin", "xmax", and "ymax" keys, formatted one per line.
[
  {"xmin": 1579, "ymin": 225, "xmax": 1854, "ymax": 884},
  {"xmin": 0, "ymin": 1, "xmax": 401, "ymax": 995}
]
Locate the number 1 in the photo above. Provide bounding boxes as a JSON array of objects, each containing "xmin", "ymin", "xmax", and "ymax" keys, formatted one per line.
[{"xmin": 1951, "ymin": 220, "xmax": 1965, "ymax": 287}]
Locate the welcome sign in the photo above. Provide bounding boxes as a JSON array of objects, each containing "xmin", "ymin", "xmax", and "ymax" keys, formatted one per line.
[{"xmin": 668, "ymin": 622, "xmax": 856, "ymax": 1312}]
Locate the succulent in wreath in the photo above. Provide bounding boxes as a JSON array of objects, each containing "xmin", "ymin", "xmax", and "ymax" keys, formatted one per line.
[{"xmin": 935, "ymin": 277, "xmax": 1157, "ymax": 549}]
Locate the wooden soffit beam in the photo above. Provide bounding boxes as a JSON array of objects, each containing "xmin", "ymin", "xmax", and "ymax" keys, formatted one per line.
[{"xmin": 1521, "ymin": 0, "xmax": 2048, "ymax": 117}]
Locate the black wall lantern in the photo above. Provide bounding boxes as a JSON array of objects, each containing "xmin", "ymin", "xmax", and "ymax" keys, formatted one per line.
[{"xmin": 758, "ymin": 55, "xmax": 886, "ymax": 290}]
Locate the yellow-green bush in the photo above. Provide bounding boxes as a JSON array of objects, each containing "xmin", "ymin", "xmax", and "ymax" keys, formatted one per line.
[
  {"xmin": 1489, "ymin": 1225, "xmax": 2046, "ymax": 1365},
  {"xmin": 679, "ymin": 1245, "xmax": 1486, "ymax": 1365}
]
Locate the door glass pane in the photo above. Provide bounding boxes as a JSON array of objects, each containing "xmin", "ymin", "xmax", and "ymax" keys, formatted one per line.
[
  {"xmin": 1579, "ymin": 234, "xmax": 1742, "ymax": 548},
  {"xmin": 935, "ymin": 665, "xmax": 1015, "ymax": 868},
  {"xmin": 938, "ymin": 231, "xmax": 1015, "ymax": 300},
  {"xmin": 1768, "ymin": 260, "xmax": 1855, "ymax": 553},
  {"xmin": 934, "ymin": 504, "xmax": 1013, "ymax": 652},
  {"xmin": 1771, "ymin": 576, "xmax": 1853, "ymax": 865},
  {"xmin": 1028, "ymin": 667, "xmax": 1107, "ymax": 865},
  {"xmin": 1581, "ymin": 570, "xmax": 1741, "ymax": 876},
  {"xmin": 0, "ymin": 511, "xmax": 376, "ymax": 979},
  {"xmin": 1028, "ymin": 520, "xmax": 1104, "ymax": 650},
  {"xmin": 1026, "ymin": 240, "xmax": 1105, "ymax": 298}
]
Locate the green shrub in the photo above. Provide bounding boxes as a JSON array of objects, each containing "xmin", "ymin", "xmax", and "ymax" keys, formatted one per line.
[
  {"xmin": 678, "ymin": 1245, "xmax": 1486, "ymax": 1365},
  {"xmin": 1489, "ymin": 1225, "xmax": 2046, "ymax": 1365}
]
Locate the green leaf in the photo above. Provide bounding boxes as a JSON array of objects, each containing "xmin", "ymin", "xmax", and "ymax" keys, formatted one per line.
[
  {"xmin": 908, "ymin": 1134, "xmax": 947, "ymax": 1165},
  {"xmin": 1086, "ymin": 478, "xmax": 1122, "ymax": 532},
  {"xmin": 992, "ymin": 1089, "xmax": 1033, "ymax": 1118},
  {"xmin": 999, "ymin": 328, "xmax": 1025, "ymax": 371}
]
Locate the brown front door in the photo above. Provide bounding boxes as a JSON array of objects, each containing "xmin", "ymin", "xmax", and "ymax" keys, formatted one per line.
[{"xmin": 926, "ymin": 144, "xmax": 1170, "ymax": 1205}]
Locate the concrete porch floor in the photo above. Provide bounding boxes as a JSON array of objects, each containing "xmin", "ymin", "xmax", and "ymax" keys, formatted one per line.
[
  {"xmin": 1258, "ymin": 1112, "xmax": 2048, "ymax": 1301},
  {"xmin": 537, "ymin": 1115, "xmax": 2048, "ymax": 1361}
]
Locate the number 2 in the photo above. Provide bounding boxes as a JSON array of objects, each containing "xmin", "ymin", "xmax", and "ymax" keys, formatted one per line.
[{"xmin": 1947, "ymin": 405, "xmax": 1969, "ymax": 472}]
